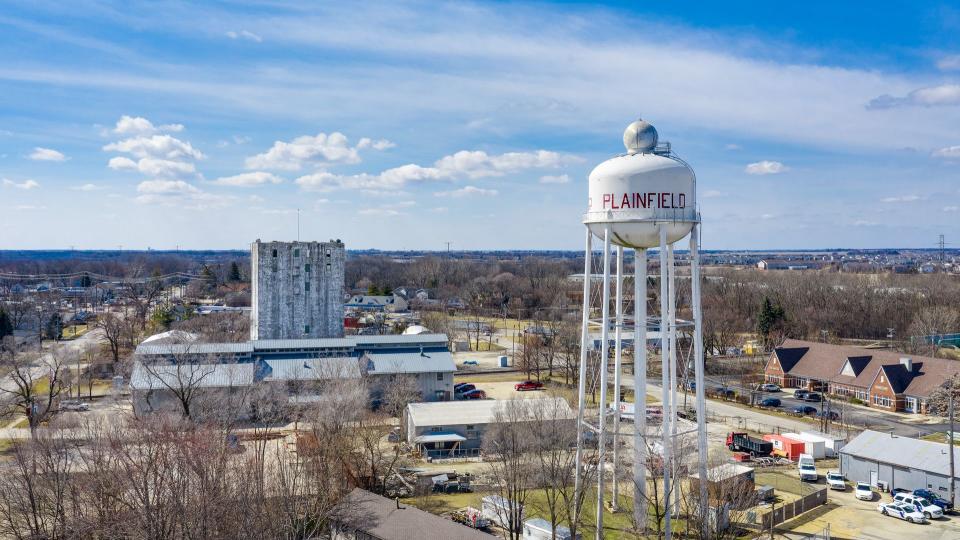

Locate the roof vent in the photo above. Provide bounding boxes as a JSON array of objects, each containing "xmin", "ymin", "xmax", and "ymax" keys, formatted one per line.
[{"xmin": 899, "ymin": 357, "xmax": 912, "ymax": 372}]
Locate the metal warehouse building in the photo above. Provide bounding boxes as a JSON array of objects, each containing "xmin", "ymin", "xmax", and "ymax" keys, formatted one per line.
[{"xmin": 839, "ymin": 429, "xmax": 960, "ymax": 503}]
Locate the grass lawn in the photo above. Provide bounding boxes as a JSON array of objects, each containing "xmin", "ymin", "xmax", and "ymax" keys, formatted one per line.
[
  {"xmin": 32, "ymin": 376, "xmax": 51, "ymax": 395},
  {"xmin": 60, "ymin": 324, "xmax": 89, "ymax": 340},
  {"xmin": 470, "ymin": 341, "xmax": 507, "ymax": 352}
]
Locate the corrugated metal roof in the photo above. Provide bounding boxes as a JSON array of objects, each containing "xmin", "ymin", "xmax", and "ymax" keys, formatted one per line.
[
  {"xmin": 130, "ymin": 361, "xmax": 255, "ymax": 390},
  {"xmin": 366, "ymin": 351, "xmax": 456, "ymax": 374},
  {"xmin": 406, "ymin": 397, "xmax": 573, "ymax": 427},
  {"xmin": 252, "ymin": 338, "xmax": 354, "ymax": 349},
  {"xmin": 413, "ymin": 432, "xmax": 467, "ymax": 443},
  {"xmin": 354, "ymin": 333, "xmax": 448, "ymax": 346},
  {"xmin": 263, "ymin": 357, "xmax": 361, "ymax": 381},
  {"xmin": 840, "ymin": 429, "xmax": 960, "ymax": 476},
  {"xmin": 135, "ymin": 342, "xmax": 253, "ymax": 356}
]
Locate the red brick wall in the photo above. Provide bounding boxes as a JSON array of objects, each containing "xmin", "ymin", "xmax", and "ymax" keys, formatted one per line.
[
  {"xmin": 764, "ymin": 355, "xmax": 785, "ymax": 386},
  {"xmin": 869, "ymin": 371, "xmax": 899, "ymax": 412}
]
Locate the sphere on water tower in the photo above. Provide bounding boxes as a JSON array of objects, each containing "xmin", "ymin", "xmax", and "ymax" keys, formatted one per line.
[{"xmin": 584, "ymin": 119, "xmax": 697, "ymax": 248}]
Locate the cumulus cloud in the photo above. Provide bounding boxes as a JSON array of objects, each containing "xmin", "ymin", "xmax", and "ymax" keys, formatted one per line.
[
  {"xmin": 944, "ymin": 206, "xmax": 958, "ymax": 212},
  {"xmin": 745, "ymin": 160, "xmax": 788, "ymax": 175},
  {"xmin": 28, "ymin": 147, "xmax": 67, "ymax": 161},
  {"xmin": 939, "ymin": 55, "xmax": 960, "ymax": 71},
  {"xmin": 2, "ymin": 178, "xmax": 40, "ymax": 190},
  {"xmin": 881, "ymin": 194, "xmax": 922, "ymax": 203},
  {"xmin": 245, "ymin": 132, "xmax": 388, "ymax": 170},
  {"xmin": 108, "ymin": 155, "xmax": 196, "ymax": 177},
  {"xmin": 867, "ymin": 84, "xmax": 960, "ymax": 109},
  {"xmin": 933, "ymin": 146, "xmax": 960, "ymax": 159},
  {"xmin": 434, "ymin": 185, "xmax": 499, "ymax": 198},
  {"xmin": 71, "ymin": 183, "xmax": 104, "ymax": 191},
  {"xmin": 135, "ymin": 179, "xmax": 230, "ymax": 208},
  {"xmin": 226, "ymin": 30, "xmax": 262, "ymax": 42},
  {"xmin": 104, "ymin": 135, "xmax": 204, "ymax": 161},
  {"xmin": 296, "ymin": 148, "xmax": 577, "ymax": 191},
  {"xmin": 702, "ymin": 189, "xmax": 726, "ymax": 198},
  {"xmin": 539, "ymin": 174, "xmax": 570, "ymax": 184},
  {"xmin": 212, "ymin": 172, "xmax": 284, "ymax": 187},
  {"xmin": 112, "ymin": 115, "xmax": 184, "ymax": 136}
]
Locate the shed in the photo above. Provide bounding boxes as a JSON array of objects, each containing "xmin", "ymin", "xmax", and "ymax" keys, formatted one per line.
[
  {"xmin": 763, "ymin": 434, "xmax": 805, "ymax": 460},
  {"xmin": 783, "ymin": 432, "xmax": 825, "ymax": 459},
  {"xmin": 688, "ymin": 464, "xmax": 756, "ymax": 507},
  {"xmin": 522, "ymin": 517, "xmax": 581, "ymax": 540}
]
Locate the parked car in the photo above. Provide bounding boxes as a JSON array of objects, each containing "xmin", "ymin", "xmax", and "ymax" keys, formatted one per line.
[
  {"xmin": 460, "ymin": 389, "xmax": 487, "ymax": 400},
  {"xmin": 760, "ymin": 397, "xmax": 782, "ymax": 407},
  {"xmin": 878, "ymin": 502, "xmax": 927, "ymax": 523},
  {"xmin": 855, "ymin": 482, "xmax": 875, "ymax": 501},
  {"xmin": 792, "ymin": 405, "xmax": 818, "ymax": 416},
  {"xmin": 713, "ymin": 386, "xmax": 736, "ymax": 398},
  {"xmin": 455, "ymin": 384, "xmax": 477, "ymax": 395},
  {"xmin": 803, "ymin": 392, "xmax": 823, "ymax": 402},
  {"xmin": 462, "ymin": 360, "xmax": 479, "ymax": 366},
  {"xmin": 758, "ymin": 383, "xmax": 781, "ymax": 392},
  {"xmin": 913, "ymin": 488, "xmax": 953, "ymax": 512},
  {"xmin": 826, "ymin": 471, "xmax": 846, "ymax": 490},
  {"xmin": 60, "ymin": 400, "xmax": 90, "ymax": 412},
  {"xmin": 684, "ymin": 380, "xmax": 696, "ymax": 391},
  {"xmin": 815, "ymin": 410, "xmax": 839, "ymax": 420},
  {"xmin": 514, "ymin": 380, "xmax": 545, "ymax": 391},
  {"xmin": 454, "ymin": 382, "xmax": 473, "ymax": 391},
  {"xmin": 893, "ymin": 493, "xmax": 944, "ymax": 520},
  {"xmin": 793, "ymin": 389, "xmax": 809, "ymax": 399}
]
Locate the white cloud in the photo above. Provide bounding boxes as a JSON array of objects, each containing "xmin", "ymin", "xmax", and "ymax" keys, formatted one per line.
[
  {"xmin": 938, "ymin": 55, "xmax": 960, "ymax": 71},
  {"xmin": 71, "ymin": 183, "xmax": 104, "ymax": 191},
  {"xmin": 108, "ymin": 155, "xmax": 196, "ymax": 177},
  {"xmin": 212, "ymin": 171, "xmax": 284, "ymax": 187},
  {"xmin": 296, "ymin": 148, "xmax": 577, "ymax": 191},
  {"xmin": 932, "ymin": 146, "xmax": 960, "ymax": 159},
  {"xmin": 539, "ymin": 174, "xmax": 570, "ymax": 184},
  {"xmin": 431, "ymin": 207, "xmax": 449, "ymax": 213},
  {"xmin": 357, "ymin": 137, "xmax": 395, "ymax": 150},
  {"xmin": 853, "ymin": 220, "xmax": 879, "ymax": 227},
  {"xmin": 28, "ymin": 147, "xmax": 67, "ymax": 161},
  {"xmin": 702, "ymin": 189, "xmax": 725, "ymax": 198},
  {"xmin": 104, "ymin": 134, "xmax": 204, "ymax": 161},
  {"xmin": 944, "ymin": 206, "xmax": 958, "ymax": 212},
  {"xmin": 2, "ymin": 178, "xmax": 40, "ymax": 190},
  {"xmin": 226, "ymin": 30, "xmax": 262, "ymax": 42},
  {"xmin": 14, "ymin": 204, "xmax": 46, "ymax": 210},
  {"xmin": 434, "ymin": 185, "xmax": 499, "ymax": 198},
  {"xmin": 112, "ymin": 115, "xmax": 183, "ymax": 136},
  {"xmin": 881, "ymin": 195, "xmax": 921, "ymax": 203},
  {"xmin": 745, "ymin": 160, "xmax": 788, "ymax": 175},
  {"xmin": 246, "ymin": 132, "xmax": 383, "ymax": 170},
  {"xmin": 135, "ymin": 179, "xmax": 230, "ymax": 208},
  {"xmin": 868, "ymin": 84, "xmax": 960, "ymax": 109},
  {"xmin": 760, "ymin": 213, "xmax": 776, "ymax": 220},
  {"xmin": 724, "ymin": 143, "xmax": 742, "ymax": 150}
]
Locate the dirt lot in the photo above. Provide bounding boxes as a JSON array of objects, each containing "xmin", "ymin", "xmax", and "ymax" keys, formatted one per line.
[{"xmin": 782, "ymin": 483, "xmax": 960, "ymax": 540}]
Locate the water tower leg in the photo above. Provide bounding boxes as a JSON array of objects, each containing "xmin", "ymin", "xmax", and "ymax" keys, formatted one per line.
[
  {"xmin": 574, "ymin": 227, "xmax": 593, "ymax": 527},
  {"xmin": 612, "ymin": 246, "xmax": 624, "ymax": 511},
  {"xmin": 668, "ymin": 243, "xmax": 680, "ymax": 516},
  {"xmin": 690, "ymin": 224, "xmax": 710, "ymax": 537},
  {"xmin": 658, "ymin": 227, "xmax": 672, "ymax": 539},
  {"xmin": 595, "ymin": 224, "xmax": 613, "ymax": 539},
  {"xmin": 633, "ymin": 248, "xmax": 648, "ymax": 533}
]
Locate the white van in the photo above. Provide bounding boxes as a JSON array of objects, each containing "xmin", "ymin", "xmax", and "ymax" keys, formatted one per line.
[{"xmin": 797, "ymin": 453, "xmax": 818, "ymax": 481}]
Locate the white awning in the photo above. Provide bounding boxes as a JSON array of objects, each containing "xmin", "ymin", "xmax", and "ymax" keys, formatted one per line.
[{"xmin": 413, "ymin": 432, "xmax": 467, "ymax": 444}]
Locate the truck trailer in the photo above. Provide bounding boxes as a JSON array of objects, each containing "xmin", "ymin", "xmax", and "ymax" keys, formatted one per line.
[{"xmin": 726, "ymin": 432, "xmax": 773, "ymax": 456}]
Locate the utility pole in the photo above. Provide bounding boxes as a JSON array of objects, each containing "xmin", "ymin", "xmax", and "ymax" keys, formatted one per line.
[
  {"xmin": 951, "ymin": 393, "xmax": 956, "ymax": 509},
  {"xmin": 939, "ymin": 234, "xmax": 946, "ymax": 263},
  {"xmin": 445, "ymin": 241, "xmax": 452, "ymax": 257}
]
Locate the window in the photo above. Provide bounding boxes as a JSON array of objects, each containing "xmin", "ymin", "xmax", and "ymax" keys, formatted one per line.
[
  {"xmin": 431, "ymin": 427, "xmax": 442, "ymax": 433},
  {"xmin": 294, "ymin": 248, "xmax": 300, "ymax": 257},
  {"xmin": 326, "ymin": 249, "xmax": 331, "ymax": 256},
  {"xmin": 305, "ymin": 263, "xmax": 311, "ymax": 272},
  {"xmin": 436, "ymin": 373, "xmax": 443, "ymax": 381},
  {"xmin": 272, "ymin": 249, "xmax": 277, "ymax": 257},
  {"xmin": 305, "ymin": 282, "xmax": 311, "ymax": 291},
  {"xmin": 466, "ymin": 425, "xmax": 474, "ymax": 430},
  {"xmin": 304, "ymin": 325, "xmax": 310, "ymax": 334},
  {"xmin": 467, "ymin": 430, "xmax": 480, "ymax": 440}
]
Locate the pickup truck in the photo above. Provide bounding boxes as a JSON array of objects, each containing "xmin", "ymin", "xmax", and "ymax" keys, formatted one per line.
[
  {"xmin": 726, "ymin": 432, "xmax": 773, "ymax": 456},
  {"xmin": 826, "ymin": 471, "xmax": 846, "ymax": 490}
]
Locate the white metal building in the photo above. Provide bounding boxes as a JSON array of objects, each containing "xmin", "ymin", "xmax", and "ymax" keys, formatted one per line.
[{"xmin": 839, "ymin": 430, "xmax": 960, "ymax": 502}]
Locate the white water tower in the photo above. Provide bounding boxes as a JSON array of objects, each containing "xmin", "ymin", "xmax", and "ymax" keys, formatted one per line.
[{"xmin": 573, "ymin": 119, "xmax": 709, "ymax": 539}]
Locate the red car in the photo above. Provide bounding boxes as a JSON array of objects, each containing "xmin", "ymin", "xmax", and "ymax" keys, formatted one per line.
[
  {"xmin": 461, "ymin": 389, "xmax": 487, "ymax": 400},
  {"xmin": 514, "ymin": 380, "xmax": 545, "ymax": 391}
]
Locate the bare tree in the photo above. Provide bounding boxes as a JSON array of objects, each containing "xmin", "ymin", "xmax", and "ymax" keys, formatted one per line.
[
  {"xmin": 484, "ymin": 399, "xmax": 535, "ymax": 540},
  {"xmin": 0, "ymin": 345, "xmax": 71, "ymax": 434}
]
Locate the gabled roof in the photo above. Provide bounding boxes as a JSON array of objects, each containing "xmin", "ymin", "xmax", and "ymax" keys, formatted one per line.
[
  {"xmin": 337, "ymin": 488, "xmax": 490, "ymax": 540},
  {"xmin": 406, "ymin": 398, "xmax": 574, "ymax": 427},
  {"xmin": 768, "ymin": 339, "xmax": 960, "ymax": 398},
  {"xmin": 841, "ymin": 355, "xmax": 872, "ymax": 377},
  {"xmin": 130, "ymin": 361, "xmax": 255, "ymax": 390},
  {"xmin": 364, "ymin": 351, "xmax": 456, "ymax": 374},
  {"xmin": 261, "ymin": 357, "xmax": 361, "ymax": 381}
]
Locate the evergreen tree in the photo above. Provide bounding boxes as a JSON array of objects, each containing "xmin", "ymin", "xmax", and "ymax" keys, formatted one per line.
[
  {"xmin": 757, "ymin": 297, "xmax": 786, "ymax": 347},
  {"xmin": 0, "ymin": 308, "xmax": 12, "ymax": 340},
  {"xmin": 45, "ymin": 313, "xmax": 63, "ymax": 341},
  {"xmin": 367, "ymin": 284, "xmax": 380, "ymax": 296},
  {"xmin": 228, "ymin": 261, "xmax": 242, "ymax": 282}
]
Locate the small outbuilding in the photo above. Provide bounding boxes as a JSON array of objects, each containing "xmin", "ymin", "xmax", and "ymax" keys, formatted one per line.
[{"xmin": 688, "ymin": 464, "xmax": 756, "ymax": 508}]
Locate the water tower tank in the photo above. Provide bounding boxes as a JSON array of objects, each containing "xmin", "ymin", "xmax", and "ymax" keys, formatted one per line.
[{"xmin": 584, "ymin": 119, "xmax": 697, "ymax": 248}]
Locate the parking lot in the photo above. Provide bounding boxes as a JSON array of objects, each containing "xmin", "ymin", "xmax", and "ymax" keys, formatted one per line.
[{"xmin": 786, "ymin": 480, "xmax": 960, "ymax": 539}]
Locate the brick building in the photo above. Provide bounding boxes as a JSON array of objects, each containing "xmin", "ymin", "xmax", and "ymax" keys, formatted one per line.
[{"xmin": 764, "ymin": 339, "xmax": 960, "ymax": 413}]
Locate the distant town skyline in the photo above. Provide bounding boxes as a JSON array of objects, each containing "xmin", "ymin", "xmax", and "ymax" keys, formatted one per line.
[{"xmin": 1, "ymin": 1, "xmax": 958, "ymax": 251}]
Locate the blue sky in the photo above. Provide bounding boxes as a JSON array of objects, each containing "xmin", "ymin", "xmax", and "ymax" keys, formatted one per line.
[{"xmin": 1, "ymin": 1, "xmax": 959, "ymax": 250}]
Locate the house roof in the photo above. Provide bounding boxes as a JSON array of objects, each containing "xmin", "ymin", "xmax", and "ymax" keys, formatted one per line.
[
  {"xmin": 262, "ymin": 357, "xmax": 361, "ymax": 381},
  {"xmin": 769, "ymin": 339, "xmax": 960, "ymax": 398},
  {"xmin": 337, "ymin": 488, "xmax": 490, "ymax": 540},
  {"xmin": 841, "ymin": 430, "xmax": 960, "ymax": 477},
  {"xmin": 130, "ymin": 361, "xmax": 255, "ymax": 390},
  {"xmin": 365, "ymin": 351, "xmax": 456, "ymax": 375},
  {"xmin": 406, "ymin": 397, "xmax": 574, "ymax": 427},
  {"xmin": 136, "ymin": 334, "xmax": 450, "ymax": 356}
]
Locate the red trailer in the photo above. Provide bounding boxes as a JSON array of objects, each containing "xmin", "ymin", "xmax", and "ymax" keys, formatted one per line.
[{"xmin": 763, "ymin": 434, "xmax": 805, "ymax": 460}]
